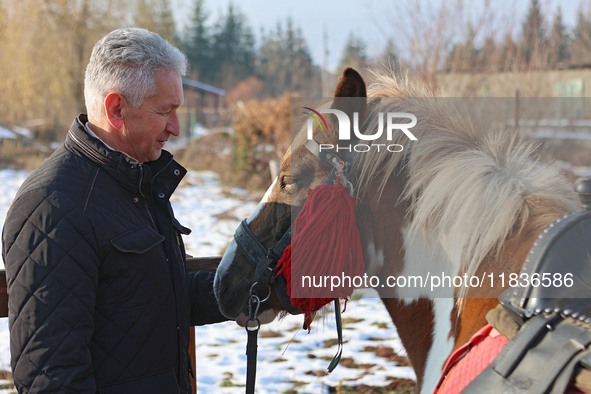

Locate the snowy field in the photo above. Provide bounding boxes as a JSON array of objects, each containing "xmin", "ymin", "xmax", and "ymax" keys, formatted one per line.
[{"xmin": 0, "ymin": 169, "xmax": 414, "ymax": 394}]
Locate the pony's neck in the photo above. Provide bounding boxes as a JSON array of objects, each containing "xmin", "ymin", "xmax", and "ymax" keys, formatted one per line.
[
  {"xmin": 452, "ymin": 217, "xmax": 547, "ymax": 349},
  {"xmin": 356, "ymin": 176, "xmax": 457, "ymax": 394},
  {"xmin": 381, "ymin": 298, "xmax": 455, "ymax": 394}
]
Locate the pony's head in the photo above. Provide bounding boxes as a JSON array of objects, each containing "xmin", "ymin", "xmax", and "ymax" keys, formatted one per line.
[
  {"xmin": 213, "ymin": 68, "xmax": 368, "ymax": 321},
  {"xmin": 214, "ymin": 67, "xmax": 583, "ymax": 392}
]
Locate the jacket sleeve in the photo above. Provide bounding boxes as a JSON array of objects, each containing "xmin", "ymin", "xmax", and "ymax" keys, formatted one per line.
[
  {"xmin": 2, "ymin": 189, "xmax": 99, "ymax": 393},
  {"xmin": 186, "ymin": 271, "xmax": 229, "ymax": 326}
]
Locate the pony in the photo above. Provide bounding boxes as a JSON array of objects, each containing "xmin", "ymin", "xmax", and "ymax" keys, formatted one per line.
[{"xmin": 213, "ymin": 68, "xmax": 579, "ymax": 393}]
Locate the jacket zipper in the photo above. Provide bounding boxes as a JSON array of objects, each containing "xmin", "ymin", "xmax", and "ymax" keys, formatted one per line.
[
  {"xmin": 143, "ymin": 159, "xmax": 189, "ymax": 386},
  {"xmin": 138, "ymin": 165, "xmax": 158, "ymax": 230},
  {"xmin": 143, "ymin": 156, "xmax": 175, "ymax": 231},
  {"xmin": 151, "ymin": 155, "xmax": 175, "ymax": 182}
]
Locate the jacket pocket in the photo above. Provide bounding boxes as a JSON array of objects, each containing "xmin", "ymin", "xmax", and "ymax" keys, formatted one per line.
[
  {"xmin": 99, "ymin": 368, "xmax": 180, "ymax": 394},
  {"xmin": 105, "ymin": 226, "xmax": 171, "ymax": 314},
  {"xmin": 110, "ymin": 226, "xmax": 164, "ymax": 253}
]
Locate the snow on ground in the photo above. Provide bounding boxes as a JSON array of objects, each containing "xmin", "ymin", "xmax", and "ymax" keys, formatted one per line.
[
  {"xmin": 193, "ymin": 299, "xmax": 414, "ymax": 394},
  {"xmin": 0, "ymin": 170, "xmax": 29, "ymax": 270},
  {"xmin": 171, "ymin": 171, "xmax": 260, "ymax": 257},
  {"xmin": 0, "ymin": 168, "xmax": 414, "ymax": 394}
]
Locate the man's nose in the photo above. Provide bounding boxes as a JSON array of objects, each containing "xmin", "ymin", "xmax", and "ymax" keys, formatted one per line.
[{"xmin": 167, "ymin": 111, "xmax": 181, "ymax": 136}]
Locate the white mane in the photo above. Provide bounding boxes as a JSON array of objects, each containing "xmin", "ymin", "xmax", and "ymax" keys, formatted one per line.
[{"xmin": 355, "ymin": 70, "xmax": 579, "ymax": 288}]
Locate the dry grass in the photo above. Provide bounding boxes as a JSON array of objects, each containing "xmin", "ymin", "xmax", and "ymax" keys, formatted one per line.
[
  {"xmin": 175, "ymin": 133, "xmax": 233, "ymax": 174},
  {"xmin": 231, "ymin": 93, "xmax": 294, "ymax": 189},
  {"xmin": 177, "ymin": 93, "xmax": 296, "ymax": 191},
  {"xmin": 327, "ymin": 378, "xmax": 416, "ymax": 394},
  {"xmin": 0, "ymin": 139, "xmax": 51, "ymax": 170},
  {"xmin": 0, "ymin": 370, "xmax": 16, "ymax": 393}
]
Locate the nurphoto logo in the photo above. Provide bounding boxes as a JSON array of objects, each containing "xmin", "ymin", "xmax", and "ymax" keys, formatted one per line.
[{"xmin": 303, "ymin": 107, "xmax": 418, "ymax": 153}]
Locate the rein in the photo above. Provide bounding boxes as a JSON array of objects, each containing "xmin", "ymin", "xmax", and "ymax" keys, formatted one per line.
[
  {"xmin": 244, "ymin": 283, "xmax": 267, "ymax": 394},
  {"xmin": 234, "ymin": 139, "xmax": 356, "ymax": 394}
]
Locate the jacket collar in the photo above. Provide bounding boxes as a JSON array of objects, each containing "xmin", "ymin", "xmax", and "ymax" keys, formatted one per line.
[{"xmin": 66, "ymin": 114, "xmax": 186, "ymax": 198}]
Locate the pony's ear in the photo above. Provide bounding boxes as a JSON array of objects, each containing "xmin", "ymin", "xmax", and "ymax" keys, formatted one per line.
[
  {"xmin": 331, "ymin": 68, "xmax": 367, "ymax": 158},
  {"xmin": 333, "ymin": 67, "xmax": 367, "ymax": 99},
  {"xmin": 332, "ymin": 68, "xmax": 367, "ymax": 118}
]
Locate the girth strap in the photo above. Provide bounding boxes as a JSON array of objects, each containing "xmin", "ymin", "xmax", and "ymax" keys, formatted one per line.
[
  {"xmin": 549, "ymin": 348, "xmax": 591, "ymax": 394},
  {"xmin": 493, "ymin": 314, "xmax": 560, "ymax": 378}
]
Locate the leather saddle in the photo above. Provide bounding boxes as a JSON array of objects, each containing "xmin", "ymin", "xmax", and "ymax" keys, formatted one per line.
[{"xmin": 463, "ymin": 179, "xmax": 591, "ymax": 394}]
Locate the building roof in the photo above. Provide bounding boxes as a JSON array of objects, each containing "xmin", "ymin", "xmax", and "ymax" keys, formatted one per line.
[
  {"xmin": 182, "ymin": 78, "xmax": 227, "ymax": 96},
  {"xmin": 0, "ymin": 125, "xmax": 17, "ymax": 140}
]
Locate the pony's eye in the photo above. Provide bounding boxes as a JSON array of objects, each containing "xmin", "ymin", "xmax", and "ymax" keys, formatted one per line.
[{"xmin": 280, "ymin": 176, "xmax": 295, "ymax": 189}]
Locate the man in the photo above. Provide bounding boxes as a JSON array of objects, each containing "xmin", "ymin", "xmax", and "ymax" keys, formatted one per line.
[{"xmin": 2, "ymin": 28, "xmax": 227, "ymax": 393}]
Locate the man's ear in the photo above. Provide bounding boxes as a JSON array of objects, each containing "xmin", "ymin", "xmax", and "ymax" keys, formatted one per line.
[{"xmin": 104, "ymin": 93, "xmax": 125, "ymax": 130}]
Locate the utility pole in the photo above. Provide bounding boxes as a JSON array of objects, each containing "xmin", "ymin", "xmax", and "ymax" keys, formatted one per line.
[
  {"xmin": 322, "ymin": 26, "xmax": 329, "ymax": 97},
  {"xmin": 514, "ymin": 90, "xmax": 519, "ymax": 135}
]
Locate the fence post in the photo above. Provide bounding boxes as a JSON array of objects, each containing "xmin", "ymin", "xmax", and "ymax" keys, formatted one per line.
[{"xmin": 190, "ymin": 327, "xmax": 197, "ymax": 394}]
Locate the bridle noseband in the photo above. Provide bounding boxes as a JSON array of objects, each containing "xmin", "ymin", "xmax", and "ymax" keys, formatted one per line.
[{"xmin": 233, "ymin": 219, "xmax": 300, "ymax": 315}]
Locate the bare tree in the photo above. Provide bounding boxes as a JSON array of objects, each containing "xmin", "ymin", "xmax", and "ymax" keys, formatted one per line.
[
  {"xmin": 133, "ymin": 0, "xmax": 176, "ymax": 44},
  {"xmin": 374, "ymin": 0, "xmax": 535, "ymax": 88},
  {"xmin": 338, "ymin": 32, "xmax": 368, "ymax": 73},
  {"xmin": 0, "ymin": 0, "xmax": 178, "ymax": 140},
  {"xmin": 548, "ymin": 6, "xmax": 570, "ymax": 68},
  {"xmin": 379, "ymin": 0, "xmax": 470, "ymax": 88},
  {"xmin": 570, "ymin": 2, "xmax": 591, "ymax": 67}
]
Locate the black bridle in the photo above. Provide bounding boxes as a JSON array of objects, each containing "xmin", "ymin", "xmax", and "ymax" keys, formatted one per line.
[
  {"xmin": 233, "ymin": 219, "xmax": 300, "ymax": 315},
  {"xmin": 233, "ymin": 208, "xmax": 297, "ymax": 394},
  {"xmin": 233, "ymin": 138, "xmax": 355, "ymax": 315},
  {"xmin": 232, "ymin": 138, "xmax": 355, "ymax": 394}
]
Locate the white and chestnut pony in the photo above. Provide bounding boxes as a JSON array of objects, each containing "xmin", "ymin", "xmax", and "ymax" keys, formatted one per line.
[{"xmin": 213, "ymin": 68, "xmax": 579, "ymax": 393}]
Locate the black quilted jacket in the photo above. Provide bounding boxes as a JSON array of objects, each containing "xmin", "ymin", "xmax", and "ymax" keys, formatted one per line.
[{"xmin": 2, "ymin": 115, "xmax": 227, "ymax": 393}]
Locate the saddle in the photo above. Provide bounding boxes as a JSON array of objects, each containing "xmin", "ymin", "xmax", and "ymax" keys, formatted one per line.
[{"xmin": 462, "ymin": 178, "xmax": 591, "ymax": 394}]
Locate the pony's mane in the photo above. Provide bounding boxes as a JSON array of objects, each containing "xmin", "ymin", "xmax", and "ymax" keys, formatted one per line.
[
  {"xmin": 357, "ymin": 69, "xmax": 580, "ymax": 283},
  {"xmin": 283, "ymin": 70, "xmax": 578, "ymax": 287}
]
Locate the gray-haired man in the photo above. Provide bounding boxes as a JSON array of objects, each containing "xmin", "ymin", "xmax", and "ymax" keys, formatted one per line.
[{"xmin": 2, "ymin": 28, "xmax": 227, "ymax": 393}]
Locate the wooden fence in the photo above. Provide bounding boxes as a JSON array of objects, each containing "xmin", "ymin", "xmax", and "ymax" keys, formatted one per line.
[{"xmin": 0, "ymin": 256, "xmax": 222, "ymax": 394}]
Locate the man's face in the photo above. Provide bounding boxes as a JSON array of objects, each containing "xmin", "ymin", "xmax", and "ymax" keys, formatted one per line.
[{"xmin": 120, "ymin": 70, "xmax": 184, "ymax": 162}]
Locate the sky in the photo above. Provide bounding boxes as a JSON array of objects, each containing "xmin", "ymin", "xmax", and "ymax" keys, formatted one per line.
[{"xmin": 173, "ymin": 0, "xmax": 581, "ymax": 73}]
